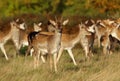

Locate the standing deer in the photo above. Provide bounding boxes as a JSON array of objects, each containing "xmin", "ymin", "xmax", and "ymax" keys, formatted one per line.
[
  {"xmin": 47, "ymin": 19, "xmax": 95, "ymax": 65},
  {"xmin": 95, "ymin": 19, "xmax": 115, "ymax": 48},
  {"xmin": 25, "ymin": 22, "xmax": 42, "ymax": 56},
  {"xmin": 99, "ymin": 19, "xmax": 116, "ymax": 55},
  {"xmin": 27, "ymin": 19, "xmax": 95, "ymax": 66},
  {"xmin": 28, "ymin": 17, "xmax": 69, "ymax": 72},
  {"xmin": 79, "ymin": 22, "xmax": 95, "ymax": 59},
  {"xmin": 0, "ymin": 19, "xmax": 26, "ymax": 60}
]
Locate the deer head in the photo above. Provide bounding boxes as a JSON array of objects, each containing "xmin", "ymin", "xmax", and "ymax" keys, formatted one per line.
[
  {"xmin": 15, "ymin": 18, "xmax": 27, "ymax": 30},
  {"xmin": 33, "ymin": 22, "xmax": 42, "ymax": 32},
  {"xmin": 84, "ymin": 19, "xmax": 95, "ymax": 33},
  {"xmin": 49, "ymin": 17, "xmax": 69, "ymax": 33}
]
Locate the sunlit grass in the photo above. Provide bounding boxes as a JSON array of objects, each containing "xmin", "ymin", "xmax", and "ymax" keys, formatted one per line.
[{"xmin": 0, "ymin": 43, "xmax": 120, "ymax": 81}]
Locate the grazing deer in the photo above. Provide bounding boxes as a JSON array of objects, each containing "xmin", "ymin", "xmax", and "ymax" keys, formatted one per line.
[
  {"xmin": 0, "ymin": 19, "xmax": 26, "ymax": 60},
  {"xmin": 28, "ymin": 18, "xmax": 68, "ymax": 72}
]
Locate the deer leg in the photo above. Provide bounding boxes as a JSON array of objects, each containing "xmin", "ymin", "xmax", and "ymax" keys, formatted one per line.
[
  {"xmin": 57, "ymin": 47, "xmax": 63, "ymax": 63},
  {"xmin": 33, "ymin": 47, "xmax": 39, "ymax": 68},
  {"xmin": 89, "ymin": 46, "xmax": 94, "ymax": 57},
  {"xmin": 34, "ymin": 56, "xmax": 37, "ymax": 69},
  {"xmin": 84, "ymin": 46, "xmax": 90, "ymax": 60},
  {"xmin": 30, "ymin": 48, "xmax": 34, "ymax": 56},
  {"xmin": 0, "ymin": 45, "xmax": 8, "ymax": 60},
  {"xmin": 37, "ymin": 49, "xmax": 40, "ymax": 62},
  {"xmin": 25, "ymin": 45, "xmax": 32, "ymax": 56},
  {"xmin": 98, "ymin": 37, "xmax": 101, "ymax": 48},
  {"xmin": 103, "ymin": 46, "xmax": 107, "ymax": 55},
  {"xmin": 53, "ymin": 53, "xmax": 57, "ymax": 72},
  {"xmin": 41, "ymin": 55, "xmax": 46, "ymax": 63},
  {"xmin": 13, "ymin": 40, "xmax": 20, "ymax": 56},
  {"xmin": 67, "ymin": 49, "xmax": 77, "ymax": 65},
  {"xmin": 49, "ymin": 53, "xmax": 53, "ymax": 71}
]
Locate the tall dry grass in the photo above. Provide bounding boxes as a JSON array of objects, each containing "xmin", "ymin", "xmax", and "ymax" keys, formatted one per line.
[{"xmin": 0, "ymin": 42, "xmax": 120, "ymax": 81}]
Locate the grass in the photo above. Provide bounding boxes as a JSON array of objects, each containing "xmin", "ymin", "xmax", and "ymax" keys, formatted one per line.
[{"xmin": 0, "ymin": 43, "xmax": 120, "ymax": 81}]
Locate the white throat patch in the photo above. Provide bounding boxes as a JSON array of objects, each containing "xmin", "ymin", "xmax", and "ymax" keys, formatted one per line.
[
  {"xmin": 19, "ymin": 23, "xmax": 25, "ymax": 30},
  {"xmin": 87, "ymin": 25, "xmax": 95, "ymax": 33}
]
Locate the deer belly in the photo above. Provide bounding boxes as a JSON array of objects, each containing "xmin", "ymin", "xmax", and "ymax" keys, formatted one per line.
[
  {"xmin": 40, "ymin": 49, "xmax": 48, "ymax": 53},
  {"xmin": 62, "ymin": 42, "xmax": 74, "ymax": 49},
  {"xmin": 39, "ymin": 49, "xmax": 58, "ymax": 54},
  {"xmin": 22, "ymin": 41, "xmax": 28, "ymax": 46}
]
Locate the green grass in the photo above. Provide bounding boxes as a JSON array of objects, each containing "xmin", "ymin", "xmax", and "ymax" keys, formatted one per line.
[{"xmin": 0, "ymin": 43, "xmax": 120, "ymax": 81}]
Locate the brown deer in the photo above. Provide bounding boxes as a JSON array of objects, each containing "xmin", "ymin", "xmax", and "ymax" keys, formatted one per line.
[
  {"xmin": 99, "ymin": 19, "xmax": 116, "ymax": 55},
  {"xmin": 79, "ymin": 22, "xmax": 95, "ymax": 59},
  {"xmin": 0, "ymin": 19, "xmax": 26, "ymax": 60},
  {"xmin": 27, "ymin": 19, "xmax": 95, "ymax": 66},
  {"xmin": 25, "ymin": 22, "xmax": 42, "ymax": 56},
  {"xmin": 47, "ymin": 19, "xmax": 95, "ymax": 65},
  {"xmin": 28, "ymin": 17, "xmax": 68, "ymax": 72},
  {"xmin": 95, "ymin": 19, "xmax": 115, "ymax": 48}
]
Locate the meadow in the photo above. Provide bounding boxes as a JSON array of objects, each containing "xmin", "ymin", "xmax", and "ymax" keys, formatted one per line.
[
  {"xmin": 0, "ymin": 41, "xmax": 120, "ymax": 81},
  {"xmin": 0, "ymin": 0, "xmax": 120, "ymax": 81}
]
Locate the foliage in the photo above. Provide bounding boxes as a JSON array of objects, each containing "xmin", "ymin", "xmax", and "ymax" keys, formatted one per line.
[{"xmin": 0, "ymin": 0, "xmax": 120, "ymax": 18}]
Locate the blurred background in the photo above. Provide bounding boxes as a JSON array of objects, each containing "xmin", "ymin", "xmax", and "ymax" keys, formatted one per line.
[{"xmin": 0, "ymin": 0, "xmax": 120, "ymax": 19}]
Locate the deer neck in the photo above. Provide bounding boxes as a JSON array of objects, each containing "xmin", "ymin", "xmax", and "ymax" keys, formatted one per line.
[
  {"xmin": 79, "ymin": 27, "xmax": 92, "ymax": 43},
  {"xmin": 54, "ymin": 31, "xmax": 62, "ymax": 45},
  {"xmin": 53, "ymin": 31, "xmax": 62, "ymax": 48},
  {"xmin": 47, "ymin": 31, "xmax": 62, "ymax": 54},
  {"xmin": 10, "ymin": 26, "xmax": 20, "ymax": 48}
]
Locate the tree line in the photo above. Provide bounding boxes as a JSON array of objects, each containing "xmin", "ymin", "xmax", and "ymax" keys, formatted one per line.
[{"xmin": 0, "ymin": 0, "xmax": 120, "ymax": 18}]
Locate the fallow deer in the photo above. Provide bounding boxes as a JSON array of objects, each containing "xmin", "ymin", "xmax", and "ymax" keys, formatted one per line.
[
  {"xmin": 28, "ymin": 18, "xmax": 69, "ymax": 72},
  {"xmin": 111, "ymin": 20, "xmax": 120, "ymax": 41},
  {"xmin": 79, "ymin": 22, "xmax": 95, "ymax": 59},
  {"xmin": 95, "ymin": 19, "xmax": 115, "ymax": 48},
  {"xmin": 25, "ymin": 22, "xmax": 42, "ymax": 56},
  {"xmin": 0, "ymin": 19, "xmax": 26, "ymax": 60},
  {"xmin": 27, "ymin": 19, "xmax": 95, "ymax": 66},
  {"xmin": 47, "ymin": 19, "xmax": 95, "ymax": 65},
  {"xmin": 99, "ymin": 19, "xmax": 116, "ymax": 55}
]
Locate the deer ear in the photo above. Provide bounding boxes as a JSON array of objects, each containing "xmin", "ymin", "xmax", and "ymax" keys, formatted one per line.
[
  {"xmin": 38, "ymin": 22, "xmax": 42, "ymax": 26},
  {"xmin": 34, "ymin": 23, "xmax": 42, "ymax": 32},
  {"xmin": 87, "ymin": 25, "xmax": 95, "ymax": 33},
  {"xmin": 91, "ymin": 19, "xmax": 95, "ymax": 24},
  {"xmin": 108, "ymin": 21, "xmax": 114, "ymax": 25},
  {"xmin": 19, "ymin": 23, "xmax": 26, "ymax": 30},
  {"xmin": 49, "ymin": 20, "xmax": 56, "ymax": 26},
  {"xmin": 97, "ymin": 20, "xmax": 101, "ymax": 23},
  {"xmin": 79, "ymin": 23, "xmax": 84, "ymax": 29},
  {"xmin": 100, "ymin": 22, "xmax": 106, "ymax": 27},
  {"xmin": 62, "ymin": 19, "xmax": 69, "ymax": 25},
  {"xmin": 116, "ymin": 24, "xmax": 120, "ymax": 29},
  {"xmin": 85, "ymin": 20, "xmax": 88, "ymax": 24},
  {"xmin": 16, "ymin": 18, "xmax": 19, "ymax": 22}
]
